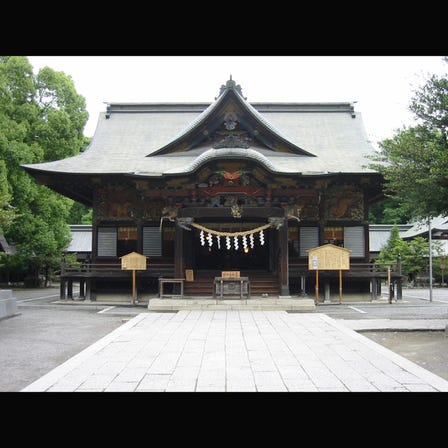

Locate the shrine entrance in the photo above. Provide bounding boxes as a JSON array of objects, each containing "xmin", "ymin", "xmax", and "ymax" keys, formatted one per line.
[
  {"xmin": 191, "ymin": 223, "xmax": 271, "ymax": 271},
  {"xmin": 176, "ymin": 206, "xmax": 289, "ymax": 295},
  {"xmin": 180, "ymin": 219, "xmax": 281, "ymax": 297}
]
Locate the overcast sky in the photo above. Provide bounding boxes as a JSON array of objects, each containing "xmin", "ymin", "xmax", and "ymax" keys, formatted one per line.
[{"xmin": 27, "ymin": 55, "xmax": 448, "ymax": 147}]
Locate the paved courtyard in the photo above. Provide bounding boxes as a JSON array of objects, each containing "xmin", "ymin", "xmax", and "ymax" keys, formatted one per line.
[{"xmin": 22, "ymin": 310, "xmax": 448, "ymax": 392}]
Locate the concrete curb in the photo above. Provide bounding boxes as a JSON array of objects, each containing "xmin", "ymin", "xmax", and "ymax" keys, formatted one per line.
[{"xmin": 337, "ymin": 318, "xmax": 448, "ymax": 331}]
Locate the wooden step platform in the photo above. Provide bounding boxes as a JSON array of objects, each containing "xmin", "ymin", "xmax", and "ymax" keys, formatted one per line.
[{"xmin": 183, "ymin": 270, "xmax": 280, "ymax": 297}]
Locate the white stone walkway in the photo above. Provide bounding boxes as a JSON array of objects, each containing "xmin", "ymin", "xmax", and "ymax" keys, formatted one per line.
[{"xmin": 22, "ymin": 311, "xmax": 448, "ymax": 392}]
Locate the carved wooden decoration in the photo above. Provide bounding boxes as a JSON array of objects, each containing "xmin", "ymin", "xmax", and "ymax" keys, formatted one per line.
[
  {"xmin": 96, "ymin": 186, "xmax": 137, "ymax": 220},
  {"xmin": 325, "ymin": 185, "xmax": 364, "ymax": 220},
  {"xmin": 293, "ymin": 196, "xmax": 319, "ymax": 221}
]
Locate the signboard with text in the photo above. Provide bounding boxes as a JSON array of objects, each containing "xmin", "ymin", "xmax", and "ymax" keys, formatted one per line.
[
  {"xmin": 307, "ymin": 244, "xmax": 351, "ymax": 271},
  {"xmin": 120, "ymin": 252, "xmax": 147, "ymax": 271},
  {"xmin": 120, "ymin": 252, "xmax": 148, "ymax": 305}
]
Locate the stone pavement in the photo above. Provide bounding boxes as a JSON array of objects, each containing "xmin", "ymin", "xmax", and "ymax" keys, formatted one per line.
[{"xmin": 21, "ymin": 311, "xmax": 448, "ymax": 392}]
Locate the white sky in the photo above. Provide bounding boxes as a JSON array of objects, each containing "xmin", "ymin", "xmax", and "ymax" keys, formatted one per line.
[{"xmin": 27, "ymin": 55, "xmax": 448, "ymax": 147}]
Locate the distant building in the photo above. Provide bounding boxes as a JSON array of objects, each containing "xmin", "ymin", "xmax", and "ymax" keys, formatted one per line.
[
  {"xmin": 368, "ymin": 224, "xmax": 412, "ymax": 259},
  {"xmin": 369, "ymin": 217, "xmax": 448, "ymax": 259},
  {"xmin": 64, "ymin": 225, "xmax": 92, "ymax": 261},
  {"xmin": 0, "ymin": 233, "xmax": 15, "ymax": 255},
  {"xmin": 401, "ymin": 216, "xmax": 448, "ymax": 256}
]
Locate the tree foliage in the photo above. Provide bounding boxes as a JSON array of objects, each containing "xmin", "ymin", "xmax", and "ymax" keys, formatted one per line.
[
  {"xmin": 66, "ymin": 201, "xmax": 92, "ymax": 225},
  {"xmin": 0, "ymin": 159, "xmax": 17, "ymax": 233},
  {"xmin": 368, "ymin": 197, "xmax": 411, "ymax": 224},
  {"xmin": 369, "ymin": 62, "xmax": 448, "ymax": 220},
  {"xmin": 376, "ymin": 225, "xmax": 444, "ymax": 280},
  {"xmin": 0, "ymin": 56, "xmax": 89, "ymax": 283}
]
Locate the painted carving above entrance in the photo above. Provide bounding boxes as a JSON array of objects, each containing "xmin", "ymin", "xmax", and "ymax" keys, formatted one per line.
[
  {"xmin": 196, "ymin": 164, "xmax": 271, "ymax": 211},
  {"xmin": 289, "ymin": 196, "xmax": 320, "ymax": 221},
  {"xmin": 96, "ymin": 186, "xmax": 167, "ymax": 222},
  {"xmin": 96, "ymin": 186, "xmax": 137, "ymax": 220},
  {"xmin": 199, "ymin": 165, "xmax": 259, "ymax": 188},
  {"xmin": 324, "ymin": 185, "xmax": 364, "ymax": 221}
]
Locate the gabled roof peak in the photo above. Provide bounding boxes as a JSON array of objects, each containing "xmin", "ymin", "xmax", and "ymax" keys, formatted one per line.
[
  {"xmin": 216, "ymin": 75, "xmax": 247, "ymax": 100},
  {"xmin": 145, "ymin": 77, "xmax": 315, "ymax": 157}
]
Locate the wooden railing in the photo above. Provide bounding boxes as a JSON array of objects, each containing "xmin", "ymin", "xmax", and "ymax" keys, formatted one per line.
[
  {"xmin": 288, "ymin": 260, "xmax": 403, "ymax": 302},
  {"xmin": 288, "ymin": 261, "xmax": 400, "ymax": 274},
  {"xmin": 59, "ymin": 261, "xmax": 175, "ymax": 278}
]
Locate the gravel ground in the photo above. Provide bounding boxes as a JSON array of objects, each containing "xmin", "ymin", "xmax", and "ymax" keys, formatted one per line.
[{"xmin": 363, "ymin": 330, "xmax": 448, "ymax": 381}]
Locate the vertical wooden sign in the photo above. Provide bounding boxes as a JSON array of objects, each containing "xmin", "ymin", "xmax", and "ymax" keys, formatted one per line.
[
  {"xmin": 120, "ymin": 252, "xmax": 148, "ymax": 304},
  {"xmin": 307, "ymin": 244, "xmax": 351, "ymax": 305}
]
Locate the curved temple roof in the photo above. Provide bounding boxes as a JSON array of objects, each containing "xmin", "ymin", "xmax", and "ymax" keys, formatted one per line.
[{"xmin": 22, "ymin": 78, "xmax": 378, "ymax": 190}]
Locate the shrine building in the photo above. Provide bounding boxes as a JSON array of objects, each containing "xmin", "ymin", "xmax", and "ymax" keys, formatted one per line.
[{"xmin": 23, "ymin": 77, "xmax": 386, "ymax": 303}]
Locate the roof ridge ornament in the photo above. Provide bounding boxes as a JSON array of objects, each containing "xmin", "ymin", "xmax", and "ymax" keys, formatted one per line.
[
  {"xmin": 216, "ymin": 75, "xmax": 247, "ymax": 100},
  {"xmin": 213, "ymin": 132, "xmax": 251, "ymax": 149}
]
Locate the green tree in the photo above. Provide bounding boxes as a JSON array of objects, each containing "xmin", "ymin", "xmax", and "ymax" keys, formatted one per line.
[
  {"xmin": 368, "ymin": 198, "xmax": 411, "ymax": 224},
  {"xmin": 369, "ymin": 62, "xmax": 448, "ymax": 221},
  {"xmin": 0, "ymin": 160, "xmax": 17, "ymax": 233},
  {"xmin": 0, "ymin": 56, "xmax": 89, "ymax": 285},
  {"xmin": 376, "ymin": 225, "xmax": 407, "ymax": 266},
  {"xmin": 66, "ymin": 201, "xmax": 92, "ymax": 225},
  {"xmin": 434, "ymin": 255, "xmax": 448, "ymax": 284},
  {"xmin": 376, "ymin": 225, "xmax": 444, "ymax": 281}
]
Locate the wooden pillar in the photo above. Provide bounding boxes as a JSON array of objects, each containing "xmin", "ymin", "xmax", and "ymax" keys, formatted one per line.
[
  {"xmin": 396, "ymin": 254, "xmax": 402, "ymax": 300},
  {"xmin": 91, "ymin": 222, "xmax": 98, "ymax": 263},
  {"xmin": 279, "ymin": 218, "xmax": 289, "ymax": 296},
  {"xmin": 60, "ymin": 254, "xmax": 66, "ymax": 300},
  {"xmin": 79, "ymin": 280, "xmax": 85, "ymax": 299},
  {"xmin": 300, "ymin": 275, "xmax": 306, "ymax": 296},
  {"xmin": 339, "ymin": 269, "xmax": 343, "ymax": 304},
  {"xmin": 396, "ymin": 278, "xmax": 402, "ymax": 300},
  {"xmin": 60, "ymin": 277, "xmax": 66, "ymax": 300},
  {"xmin": 371, "ymin": 277, "xmax": 377, "ymax": 301},
  {"xmin": 174, "ymin": 225, "xmax": 184, "ymax": 278},
  {"xmin": 85, "ymin": 279, "xmax": 92, "ymax": 301},
  {"xmin": 67, "ymin": 279, "xmax": 73, "ymax": 300},
  {"xmin": 324, "ymin": 280, "xmax": 331, "ymax": 303}
]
